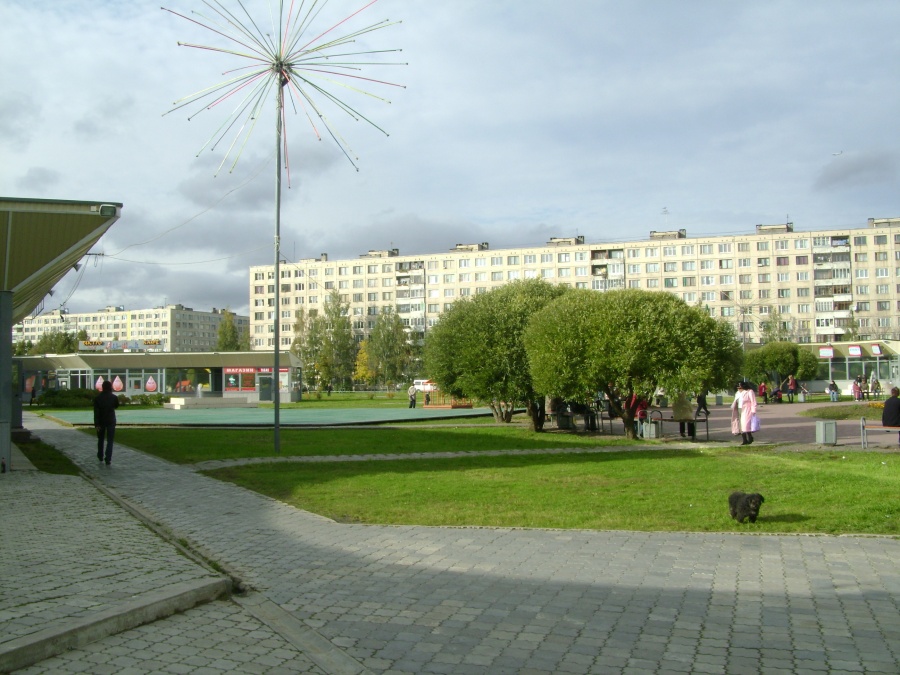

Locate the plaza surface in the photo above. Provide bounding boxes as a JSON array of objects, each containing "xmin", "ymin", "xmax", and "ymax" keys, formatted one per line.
[{"xmin": 1, "ymin": 403, "xmax": 898, "ymax": 674}]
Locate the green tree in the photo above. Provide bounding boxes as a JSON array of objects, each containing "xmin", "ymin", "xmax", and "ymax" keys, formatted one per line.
[
  {"xmin": 423, "ymin": 279, "xmax": 569, "ymax": 429},
  {"xmin": 216, "ymin": 309, "xmax": 242, "ymax": 351},
  {"xmin": 742, "ymin": 341, "xmax": 818, "ymax": 389},
  {"xmin": 292, "ymin": 292, "xmax": 357, "ymax": 391},
  {"xmin": 759, "ymin": 310, "xmax": 792, "ymax": 344},
  {"xmin": 367, "ymin": 306, "xmax": 411, "ymax": 389},
  {"xmin": 30, "ymin": 330, "xmax": 78, "ymax": 355},
  {"xmin": 524, "ymin": 289, "xmax": 742, "ymax": 438},
  {"xmin": 75, "ymin": 328, "xmax": 89, "ymax": 341},
  {"xmin": 14, "ymin": 340, "xmax": 33, "ymax": 356}
]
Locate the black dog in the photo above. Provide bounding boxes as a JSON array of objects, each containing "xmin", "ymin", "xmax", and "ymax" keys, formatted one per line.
[{"xmin": 729, "ymin": 491, "xmax": 764, "ymax": 523}]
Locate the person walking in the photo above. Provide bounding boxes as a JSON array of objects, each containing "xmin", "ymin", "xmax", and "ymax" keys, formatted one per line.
[
  {"xmin": 695, "ymin": 390, "xmax": 710, "ymax": 417},
  {"xmin": 93, "ymin": 380, "xmax": 119, "ymax": 465},
  {"xmin": 730, "ymin": 381, "xmax": 758, "ymax": 445},
  {"xmin": 758, "ymin": 381, "xmax": 768, "ymax": 404},
  {"xmin": 407, "ymin": 383, "xmax": 417, "ymax": 408},
  {"xmin": 786, "ymin": 374, "xmax": 797, "ymax": 403}
]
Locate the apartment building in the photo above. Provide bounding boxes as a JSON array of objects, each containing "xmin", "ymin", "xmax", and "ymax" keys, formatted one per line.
[
  {"xmin": 248, "ymin": 217, "xmax": 900, "ymax": 350},
  {"xmin": 14, "ymin": 304, "xmax": 250, "ymax": 353}
]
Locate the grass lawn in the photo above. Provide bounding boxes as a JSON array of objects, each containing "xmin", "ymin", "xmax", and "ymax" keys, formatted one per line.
[
  {"xmin": 107, "ymin": 425, "xmax": 629, "ymax": 464},
  {"xmin": 799, "ymin": 402, "xmax": 886, "ymax": 420},
  {"xmin": 203, "ymin": 448, "xmax": 899, "ymax": 534}
]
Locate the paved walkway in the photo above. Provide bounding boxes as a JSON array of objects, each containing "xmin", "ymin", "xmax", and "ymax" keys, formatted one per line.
[{"xmin": 2, "ymin": 406, "xmax": 898, "ymax": 674}]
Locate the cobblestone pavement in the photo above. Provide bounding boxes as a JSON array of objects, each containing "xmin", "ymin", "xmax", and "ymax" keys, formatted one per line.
[{"xmin": 4, "ymin": 409, "xmax": 899, "ymax": 674}]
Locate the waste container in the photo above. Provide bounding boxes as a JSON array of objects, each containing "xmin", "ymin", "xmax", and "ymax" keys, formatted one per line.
[
  {"xmin": 798, "ymin": 392, "xmax": 806, "ymax": 403},
  {"xmin": 815, "ymin": 420, "xmax": 837, "ymax": 445},
  {"xmin": 715, "ymin": 394, "xmax": 724, "ymax": 406}
]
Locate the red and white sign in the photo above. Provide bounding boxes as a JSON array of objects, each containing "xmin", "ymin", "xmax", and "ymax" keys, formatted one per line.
[{"xmin": 847, "ymin": 345, "xmax": 862, "ymax": 357}]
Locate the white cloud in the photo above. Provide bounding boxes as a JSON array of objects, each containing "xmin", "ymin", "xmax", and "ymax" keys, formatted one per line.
[{"xmin": 2, "ymin": 0, "xmax": 899, "ymax": 318}]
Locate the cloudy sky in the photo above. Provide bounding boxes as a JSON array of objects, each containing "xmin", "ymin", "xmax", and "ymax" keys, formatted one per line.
[{"xmin": 3, "ymin": 1, "xmax": 899, "ymax": 317}]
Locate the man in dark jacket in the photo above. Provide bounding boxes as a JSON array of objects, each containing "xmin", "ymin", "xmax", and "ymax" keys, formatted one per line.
[
  {"xmin": 94, "ymin": 380, "xmax": 119, "ymax": 465},
  {"xmin": 882, "ymin": 386, "xmax": 900, "ymax": 445}
]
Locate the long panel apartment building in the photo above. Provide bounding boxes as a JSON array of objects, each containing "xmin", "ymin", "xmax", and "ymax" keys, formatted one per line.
[
  {"xmin": 249, "ymin": 217, "xmax": 900, "ymax": 350},
  {"xmin": 14, "ymin": 304, "xmax": 249, "ymax": 352}
]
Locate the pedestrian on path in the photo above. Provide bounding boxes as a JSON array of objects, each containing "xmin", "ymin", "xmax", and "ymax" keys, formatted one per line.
[
  {"xmin": 93, "ymin": 380, "xmax": 119, "ymax": 465},
  {"xmin": 407, "ymin": 384, "xmax": 417, "ymax": 408},
  {"xmin": 731, "ymin": 381, "xmax": 758, "ymax": 445}
]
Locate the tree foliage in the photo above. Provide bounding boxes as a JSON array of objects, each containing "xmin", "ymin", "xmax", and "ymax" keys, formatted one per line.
[
  {"xmin": 742, "ymin": 341, "xmax": 819, "ymax": 388},
  {"xmin": 29, "ymin": 330, "xmax": 78, "ymax": 355},
  {"xmin": 366, "ymin": 307, "xmax": 411, "ymax": 388},
  {"xmin": 423, "ymin": 279, "xmax": 569, "ymax": 429},
  {"xmin": 216, "ymin": 309, "xmax": 242, "ymax": 351},
  {"xmin": 353, "ymin": 339, "xmax": 377, "ymax": 387},
  {"xmin": 524, "ymin": 289, "xmax": 743, "ymax": 438},
  {"xmin": 292, "ymin": 291, "xmax": 357, "ymax": 390}
]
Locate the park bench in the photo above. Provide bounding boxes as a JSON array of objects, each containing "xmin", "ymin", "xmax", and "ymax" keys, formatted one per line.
[
  {"xmin": 646, "ymin": 409, "xmax": 710, "ymax": 441},
  {"xmin": 860, "ymin": 417, "xmax": 900, "ymax": 449}
]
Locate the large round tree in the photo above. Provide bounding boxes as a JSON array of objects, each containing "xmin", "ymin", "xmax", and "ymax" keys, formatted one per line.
[
  {"xmin": 524, "ymin": 288, "xmax": 742, "ymax": 438},
  {"xmin": 423, "ymin": 278, "xmax": 568, "ymax": 429}
]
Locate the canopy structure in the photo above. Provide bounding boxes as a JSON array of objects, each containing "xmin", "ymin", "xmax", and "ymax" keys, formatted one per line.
[
  {"xmin": 1, "ymin": 197, "xmax": 122, "ymax": 470},
  {"xmin": 1, "ymin": 197, "xmax": 121, "ymax": 324}
]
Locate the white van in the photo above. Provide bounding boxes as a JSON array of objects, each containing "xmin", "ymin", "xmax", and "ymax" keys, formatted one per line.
[{"xmin": 413, "ymin": 379, "xmax": 436, "ymax": 392}]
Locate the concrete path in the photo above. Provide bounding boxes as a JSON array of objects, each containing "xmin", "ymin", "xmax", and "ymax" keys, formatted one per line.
[{"xmin": 2, "ymin": 407, "xmax": 898, "ymax": 674}]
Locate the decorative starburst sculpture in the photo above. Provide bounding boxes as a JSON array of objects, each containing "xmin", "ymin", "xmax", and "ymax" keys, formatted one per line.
[{"xmin": 164, "ymin": 0, "xmax": 404, "ymax": 451}]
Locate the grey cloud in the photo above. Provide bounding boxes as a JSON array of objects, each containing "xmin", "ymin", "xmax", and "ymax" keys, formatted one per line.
[{"xmin": 814, "ymin": 153, "xmax": 898, "ymax": 191}]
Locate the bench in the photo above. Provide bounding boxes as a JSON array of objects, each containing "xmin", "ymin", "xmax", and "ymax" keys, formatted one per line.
[
  {"xmin": 647, "ymin": 410, "xmax": 710, "ymax": 441},
  {"xmin": 860, "ymin": 417, "xmax": 900, "ymax": 448}
]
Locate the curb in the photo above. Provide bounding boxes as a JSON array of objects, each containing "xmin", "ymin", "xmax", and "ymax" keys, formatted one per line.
[{"xmin": 0, "ymin": 577, "xmax": 231, "ymax": 673}]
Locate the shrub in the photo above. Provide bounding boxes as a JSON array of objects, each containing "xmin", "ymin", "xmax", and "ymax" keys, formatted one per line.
[{"xmin": 37, "ymin": 388, "xmax": 97, "ymax": 408}]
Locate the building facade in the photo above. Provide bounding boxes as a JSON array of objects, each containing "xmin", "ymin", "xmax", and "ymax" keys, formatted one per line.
[
  {"xmin": 14, "ymin": 304, "xmax": 250, "ymax": 353},
  {"xmin": 248, "ymin": 217, "xmax": 900, "ymax": 350}
]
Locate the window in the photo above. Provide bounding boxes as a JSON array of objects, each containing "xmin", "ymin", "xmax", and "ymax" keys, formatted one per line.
[
  {"xmin": 491, "ymin": 256, "xmax": 503, "ymax": 266},
  {"xmin": 628, "ymin": 279, "xmax": 641, "ymax": 288},
  {"xmin": 557, "ymin": 253, "xmax": 570, "ymax": 263},
  {"xmin": 720, "ymin": 275, "xmax": 734, "ymax": 284},
  {"xmin": 628, "ymin": 264, "xmax": 641, "ymax": 274},
  {"xmin": 508, "ymin": 270, "xmax": 521, "ymax": 280},
  {"xmin": 856, "ymin": 285, "xmax": 869, "ymax": 295},
  {"xmin": 664, "ymin": 262, "xmax": 677, "ymax": 272},
  {"xmin": 777, "ymin": 288, "xmax": 791, "ymax": 298},
  {"xmin": 663, "ymin": 246, "xmax": 677, "ymax": 256},
  {"xmin": 855, "ymin": 269, "xmax": 869, "ymax": 279},
  {"xmin": 540, "ymin": 253, "xmax": 553, "ymax": 263},
  {"xmin": 718, "ymin": 243, "xmax": 732, "ymax": 253},
  {"xmin": 575, "ymin": 266, "xmax": 589, "ymax": 276},
  {"xmin": 682, "ymin": 277, "xmax": 696, "ymax": 286},
  {"xmin": 777, "ymin": 273, "xmax": 790, "ymax": 282},
  {"xmin": 738, "ymin": 242, "xmax": 750, "ymax": 252},
  {"xmin": 443, "ymin": 274, "xmax": 455, "ymax": 283},
  {"xmin": 646, "ymin": 263, "xmax": 659, "ymax": 273},
  {"xmin": 700, "ymin": 244, "xmax": 713, "ymax": 255},
  {"xmin": 664, "ymin": 278, "xmax": 678, "ymax": 288},
  {"xmin": 854, "ymin": 253, "xmax": 868, "ymax": 263},
  {"xmin": 557, "ymin": 268, "xmax": 570, "ymax": 277},
  {"xmin": 507, "ymin": 255, "xmax": 519, "ymax": 265},
  {"xmin": 701, "ymin": 292, "xmax": 716, "ymax": 302},
  {"xmin": 682, "ymin": 261, "xmax": 696, "ymax": 271},
  {"xmin": 798, "ymin": 304, "xmax": 810, "ymax": 313},
  {"xmin": 700, "ymin": 276, "xmax": 715, "ymax": 286},
  {"xmin": 757, "ymin": 241, "xmax": 769, "ymax": 251},
  {"xmin": 877, "ymin": 301, "xmax": 890, "ymax": 312},
  {"xmin": 682, "ymin": 292, "xmax": 697, "ymax": 302},
  {"xmin": 541, "ymin": 269, "xmax": 554, "ymax": 278},
  {"xmin": 757, "ymin": 258, "xmax": 770, "ymax": 267},
  {"xmin": 776, "ymin": 257, "xmax": 789, "ymax": 266},
  {"xmin": 491, "ymin": 271, "xmax": 503, "ymax": 281},
  {"xmin": 738, "ymin": 258, "xmax": 751, "ymax": 268},
  {"xmin": 575, "ymin": 251, "xmax": 587, "ymax": 261},
  {"xmin": 721, "ymin": 307, "xmax": 735, "ymax": 317},
  {"xmin": 739, "ymin": 289, "xmax": 752, "ymax": 300},
  {"xmin": 795, "ymin": 255, "xmax": 808, "ymax": 265},
  {"xmin": 681, "ymin": 245, "xmax": 694, "ymax": 255},
  {"xmin": 794, "ymin": 239, "xmax": 809, "ymax": 249},
  {"xmin": 853, "ymin": 236, "xmax": 867, "ymax": 246},
  {"xmin": 758, "ymin": 289, "xmax": 770, "ymax": 299},
  {"xmin": 627, "ymin": 249, "xmax": 640, "ymax": 258},
  {"xmin": 758, "ymin": 273, "xmax": 771, "ymax": 283},
  {"xmin": 796, "ymin": 271, "xmax": 809, "ymax": 281},
  {"xmin": 523, "ymin": 255, "xmax": 536, "ymax": 264},
  {"xmin": 875, "ymin": 251, "xmax": 888, "ymax": 261},
  {"xmin": 739, "ymin": 274, "xmax": 752, "ymax": 284},
  {"xmin": 797, "ymin": 287, "xmax": 810, "ymax": 297},
  {"xmin": 719, "ymin": 259, "xmax": 733, "ymax": 269},
  {"xmin": 877, "ymin": 284, "xmax": 889, "ymax": 294},
  {"xmin": 876, "ymin": 268, "xmax": 889, "ymax": 278},
  {"xmin": 646, "ymin": 279, "xmax": 659, "ymax": 288},
  {"xmin": 645, "ymin": 247, "xmax": 658, "ymax": 257},
  {"xmin": 775, "ymin": 240, "xmax": 789, "ymax": 250},
  {"xmin": 874, "ymin": 235, "xmax": 887, "ymax": 245},
  {"xmin": 475, "ymin": 258, "xmax": 486, "ymax": 267}
]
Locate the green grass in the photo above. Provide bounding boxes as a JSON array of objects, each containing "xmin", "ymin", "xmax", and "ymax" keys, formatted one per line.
[
  {"xmin": 105, "ymin": 425, "xmax": 632, "ymax": 464},
  {"xmin": 17, "ymin": 439, "xmax": 81, "ymax": 475},
  {"xmin": 204, "ymin": 448, "xmax": 899, "ymax": 534},
  {"xmin": 798, "ymin": 402, "xmax": 885, "ymax": 420}
]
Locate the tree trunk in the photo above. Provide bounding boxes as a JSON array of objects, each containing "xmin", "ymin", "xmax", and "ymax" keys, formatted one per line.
[{"xmin": 527, "ymin": 398, "xmax": 546, "ymax": 432}]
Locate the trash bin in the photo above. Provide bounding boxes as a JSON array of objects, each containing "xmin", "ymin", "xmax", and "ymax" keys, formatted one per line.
[
  {"xmin": 815, "ymin": 420, "xmax": 837, "ymax": 445},
  {"xmin": 798, "ymin": 392, "xmax": 806, "ymax": 403},
  {"xmin": 642, "ymin": 420, "xmax": 658, "ymax": 438},
  {"xmin": 715, "ymin": 394, "xmax": 724, "ymax": 406}
]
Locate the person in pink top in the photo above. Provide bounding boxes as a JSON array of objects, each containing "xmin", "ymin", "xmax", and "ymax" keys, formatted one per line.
[{"xmin": 731, "ymin": 381, "xmax": 759, "ymax": 445}]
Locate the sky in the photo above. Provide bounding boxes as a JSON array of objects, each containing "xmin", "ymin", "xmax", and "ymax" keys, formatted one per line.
[{"xmin": 2, "ymin": 1, "xmax": 899, "ymax": 318}]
